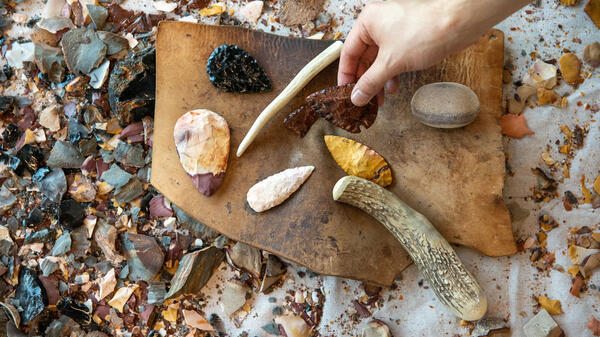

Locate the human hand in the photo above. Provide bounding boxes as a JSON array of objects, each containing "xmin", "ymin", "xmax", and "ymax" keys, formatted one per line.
[{"xmin": 338, "ymin": 0, "xmax": 530, "ymax": 107}]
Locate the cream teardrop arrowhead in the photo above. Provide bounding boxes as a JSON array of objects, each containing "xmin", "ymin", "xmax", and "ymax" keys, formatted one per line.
[
  {"xmin": 324, "ymin": 135, "xmax": 392, "ymax": 187},
  {"xmin": 247, "ymin": 166, "xmax": 314, "ymax": 212},
  {"xmin": 173, "ymin": 109, "xmax": 230, "ymax": 196}
]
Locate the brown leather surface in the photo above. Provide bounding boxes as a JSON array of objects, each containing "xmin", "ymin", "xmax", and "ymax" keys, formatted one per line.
[{"xmin": 153, "ymin": 22, "xmax": 515, "ymax": 286}]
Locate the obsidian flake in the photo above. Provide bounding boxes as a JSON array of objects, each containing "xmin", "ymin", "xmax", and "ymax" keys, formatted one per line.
[
  {"xmin": 2, "ymin": 123, "xmax": 21, "ymax": 148},
  {"xmin": 108, "ymin": 47, "xmax": 155, "ymax": 126},
  {"xmin": 57, "ymin": 297, "xmax": 92, "ymax": 327},
  {"xmin": 16, "ymin": 267, "xmax": 48, "ymax": 324},
  {"xmin": 16, "ymin": 144, "xmax": 46, "ymax": 173},
  {"xmin": 59, "ymin": 199, "xmax": 85, "ymax": 228},
  {"xmin": 206, "ymin": 45, "xmax": 272, "ymax": 94}
]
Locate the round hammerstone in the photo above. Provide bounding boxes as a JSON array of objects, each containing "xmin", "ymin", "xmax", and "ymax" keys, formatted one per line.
[{"xmin": 411, "ymin": 82, "xmax": 480, "ymax": 128}]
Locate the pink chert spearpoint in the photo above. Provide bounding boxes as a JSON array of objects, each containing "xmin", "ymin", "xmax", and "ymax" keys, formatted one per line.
[
  {"xmin": 241, "ymin": 1, "xmax": 263, "ymax": 24},
  {"xmin": 174, "ymin": 109, "xmax": 230, "ymax": 196},
  {"xmin": 247, "ymin": 166, "xmax": 314, "ymax": 212}
]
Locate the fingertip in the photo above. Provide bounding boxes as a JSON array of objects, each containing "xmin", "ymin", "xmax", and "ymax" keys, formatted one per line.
[
  {"xmin": 350, "ymin": 87, "xmax": 371, "ymax": 107},
  {"xmin": 352, "ymin": 58, "xmax": 387, "ymax": 107},
  {"xmin": 385, "ymin": 77, "xmax": 400, "ymax": 94}
]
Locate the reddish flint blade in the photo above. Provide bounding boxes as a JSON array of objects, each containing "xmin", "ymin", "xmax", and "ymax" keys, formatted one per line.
[{"xmin": 307, "ymin": 83, "xmax": 378, "ymax": 133}]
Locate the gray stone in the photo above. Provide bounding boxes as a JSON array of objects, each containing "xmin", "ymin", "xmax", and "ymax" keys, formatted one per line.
[
  {"xmin": 7, "ymin": 321, "xmax": 27, "ymax": 337},
  {"xmin": 6, "ymin": 216, "xmax": 18, "ymax": 232},
  {"xmin": 261, "ymin": 322, "xmax": 280, "ymax": 335},
  {"xmin": 220, "ymin": 281, "xmax": 248, "ymax": 317},
  {"xmin": 165, "ymin": 247, "xmax": 225, "ymax": 299},
  {"xmin": 314, "ymin": 12, "xmax": 331, "ymax": 26},
  {"xmin": 47, "ymin": 141, "xmax": 84, "ymax": 168},
  {"xmin": 94, "ymin": 219, "xmax": 124, "ymax": 264},
  {"xmin": 147, "ymin": 282, "xmax": 166, "ymax": 304},
  {"xmin": 52, "ymin": 232, "xmax": 71, "ymax": 256},
  {"xmin": 523, "ymin": 309, "xmax": 562, "ymax": 337},
  {"xmin": 100, "ymin": 164, "xmax": 132, "ymax": 188},
  {"xmin": 34, "ymin": 43, "xmax": 65, "ymax": 83},
  {"xmin": 228, "ymin": 242, "xmax": 262, "ymax": 278},
  {"xmin": 472, "ymin": 317, "xmax": 510, "ymax": 337},
  {"xmin": 70, "ymin": 227, "xmax": 90, "ymax": 257},
  {"xmin": 260, "ymin": 254, "xmax": 286, "ymax": 293},
  {"xmin": 130, "ymin": 206, "xmax": 141, "ymax": 223},
  {"xmin": 37, "ymin": 17, "xmax": 75, "ymax": 34},
  {"xmin": 125, "ymin": 145, "xmax": 145, "ymax": 167},
  {"xmin": 86, "ymin": 4, "xmax": 108, "ymax": 30},
  {"xmin": 121, "ymin": 233, "xmax": 164, "ymax": 283},
  {"xmin": 119, "ymin": 264, "xmax": 129, "ymax": 279},
  {"xmin": 60, "ymin": 28, "xmax": 106, "ymax": 75},
  {"xmin": 74, "ymin": 274, "xmax": 88, "ymax": 284},
  {"xmin": 0, "ymin": 225, "xmax": 14, "ymax": 255},
  {"xmin": 67, "ymin": 118, "xmax": 90, "ymax": 143},
  {"xmin": 97, "ymin": 31, "xmax": 128, "ymax": 55},
  {"xmin": 38, "ymin": 168, "xmax": 67, "ymax": 202},
  {"xmin": 79, "ymin": 138, "xmax": 98, "ymax": 157},
  {"xmin": 26, "ymin": 207, "xmax": 43, "ymax": 226},
  {"xmin": 114, "ymin": 178, "xmax": 144, "ymax": 204},
  {"xmin": 94, "ymin": 261, "xmax": 112, "ymax": 275},
  {"xmin": 411, "ymin": 82, "xmax": 480, "ymax": 129},
  {"xmin": 25, "ymin": 228, "xmax": 56, "ymax": 244},
  {"xmin": 137, "ymin": 167, "xmax": 151, "ymax": 183},
  {"xmin": 59, "ymin": 281, "xmax": 69, "ymax": 294},
  {"xmin": 113, "ymin": 142, "xmax": 130, "ymax": 161},
  {"xmin": 214, "ymin": 235, "xmax": 229, "ymax": 249},
  {"xmin": 83, "ymin": 255, "xmax": 97, "ymax": 267},
  {"xmin": 40, "ymin": 257, "xmax": 58, "ymax": 276},
  {"xmin": 0, "ymin": 185, "xmax": 16, "ymax": 215},
  {"xmin": 45, "ymin": 315, "xmax": 83, "ymax": 337},
  {"xmin": 173, "ymin": 205, "xmax": 218, "ymax": 240},
  {"xmin": 114, "ymin": 142, "xmax": 145, "ymax": 168},
  {"xmin": 99, "ymin": 149, "xmax": 115, "ymax": 163}
]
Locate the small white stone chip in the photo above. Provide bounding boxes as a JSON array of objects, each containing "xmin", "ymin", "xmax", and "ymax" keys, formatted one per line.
[{"xmin": 523, "ymin": 309, "xmax": 563, "ymax": 337}]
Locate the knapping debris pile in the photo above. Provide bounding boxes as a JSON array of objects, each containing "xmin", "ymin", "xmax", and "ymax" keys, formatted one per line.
[{"xmin": 0, "ymin": 0, "xmax": 333, "ymax": 335}]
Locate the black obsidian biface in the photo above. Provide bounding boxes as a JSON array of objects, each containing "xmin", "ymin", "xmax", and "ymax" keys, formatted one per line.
[{"xmin": 206, "ymin": 44, "xmax": 272, "ymax": 94}]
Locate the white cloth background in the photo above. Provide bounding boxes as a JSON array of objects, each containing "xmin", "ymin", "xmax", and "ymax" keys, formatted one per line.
[{"xmin": 7, "ymin": 0, "xmax": 599, "ymax": 335}]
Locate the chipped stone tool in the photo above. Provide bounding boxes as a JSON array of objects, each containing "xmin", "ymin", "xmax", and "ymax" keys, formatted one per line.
[
  {"xmin": 236, "ymin": 40, "xmax": 343, "ymax": 157},
  {"xmin": 332, "ymin": 175, "xmax": 487, "ymax": 321}
]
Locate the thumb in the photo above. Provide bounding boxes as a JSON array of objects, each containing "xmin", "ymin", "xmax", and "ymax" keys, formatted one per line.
[{"xmin": 351, "ymin": 56, "xmax": 389, "ymax": 107}]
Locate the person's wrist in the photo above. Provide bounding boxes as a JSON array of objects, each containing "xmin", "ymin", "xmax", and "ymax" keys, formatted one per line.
[{"xmin": 437, "ymin": 0, "xmax": 469, "ymax": 43}]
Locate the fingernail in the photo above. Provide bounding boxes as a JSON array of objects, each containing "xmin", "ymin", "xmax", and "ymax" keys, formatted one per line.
[
  {"xmin": 351, "ymin": 88, "xmax": 369, "ymax": 106},
  {"xmin": 384, "ymin": 80, "xmax": 394, "ymax": 93}
]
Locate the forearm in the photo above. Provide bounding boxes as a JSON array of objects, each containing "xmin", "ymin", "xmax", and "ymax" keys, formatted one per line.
[
  {"xmin": 452, "ymin": 0, "xmax": 532, "ymax": 29},
  {"xmin": 441, "ymin": 0, "xmax": 531, "ymax": 54}
]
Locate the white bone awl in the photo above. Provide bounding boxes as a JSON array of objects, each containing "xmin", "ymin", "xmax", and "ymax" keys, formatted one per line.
[
  {"xmin": 247, "ymin": 166, "xmax": 314, "ymax": 212},
  {"xmin": 236, "ymin": 41, "xmax": 343, "ymax": 157}
]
